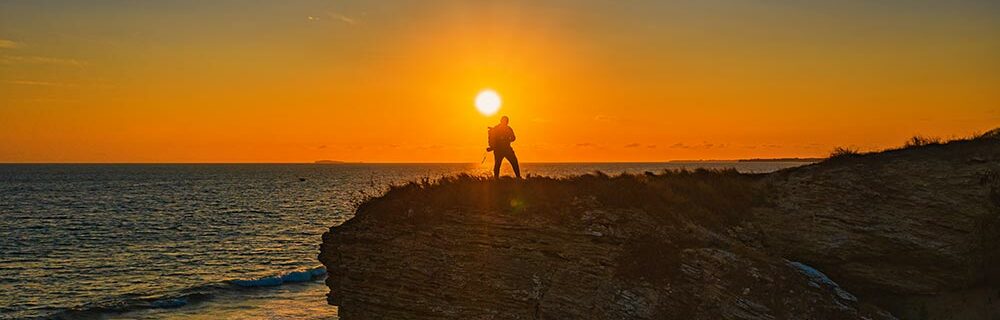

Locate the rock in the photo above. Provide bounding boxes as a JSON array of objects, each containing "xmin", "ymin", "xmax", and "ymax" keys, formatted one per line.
[
  {"xmin": 320, "ymin": 172, "xmax": 892, "ymax": 319},
  {"xmin": 754, "ymin": 136, "xmax": 1000, "ymax": 319},
  {"xmin": 319, "ymin": 132, "xmax": 1000, "ymax": 319}
]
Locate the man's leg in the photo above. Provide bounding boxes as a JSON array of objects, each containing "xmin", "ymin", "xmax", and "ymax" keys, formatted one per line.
[
  {"xmin": 506, "ymin": 151, "xmax": 521, "ymax": 178},
  {"xmin": 493, "ymin": 151, "xmax": 503, "ymax": 178}
]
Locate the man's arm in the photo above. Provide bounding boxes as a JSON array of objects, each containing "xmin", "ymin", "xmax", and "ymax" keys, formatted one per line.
[{"xmin": 508, "ymin": 128, "xmax": 516, "ymax": 142}]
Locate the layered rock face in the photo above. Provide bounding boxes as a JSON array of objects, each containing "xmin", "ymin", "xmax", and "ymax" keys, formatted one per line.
[
  {"xmin": 319, "ymin": 133, "xmax": 1000, "ymax": 319},
  {"xmin": 753, "ymin": 136, "xmax": 1000, "ymax": 319}
]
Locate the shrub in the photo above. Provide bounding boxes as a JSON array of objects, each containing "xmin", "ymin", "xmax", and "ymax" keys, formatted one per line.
[
  {"xmin": 903, "ymin": 135, "xmax": 942, "ymax": 148},
  {"xmin": 974, "ymin": 129, "xmax": 1000, "ymax": 140},
  {"xmin": 829, "ymin": 146, "xmax": 860, "ymax": 159},
  {"xmin": 354, "ymin": 169, "xmax": 762, "ymax": 229}
]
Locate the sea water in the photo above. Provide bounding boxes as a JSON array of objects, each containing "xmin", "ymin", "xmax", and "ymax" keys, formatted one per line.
[{"xmin": 0, "ymin": 162, "xmax": 808, "ymax": 319}]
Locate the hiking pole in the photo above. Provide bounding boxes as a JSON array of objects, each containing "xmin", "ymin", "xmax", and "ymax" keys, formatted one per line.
[{"xmin": 479, "ymin": 151, "xmax": 488, "ymax": 164}]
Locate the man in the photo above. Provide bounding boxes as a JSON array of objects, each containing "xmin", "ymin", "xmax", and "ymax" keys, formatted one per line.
[{"xmin": 487, "ymin": 116, "xmax": 521, "ymax": 179}]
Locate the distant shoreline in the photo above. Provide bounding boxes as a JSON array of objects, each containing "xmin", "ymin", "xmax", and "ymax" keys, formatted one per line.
[
  {"xmin": 314, "ymin": 160, "xmax": 349, "ymax": 164},
  {"xmin": 736, "ymin": 157, "xmax": 824, "ymax": 163},
  {"xmin": 0, "ymin": 159, "xmax": 825, "ymax": 165},
  {"xmin": 670, "ymin": 158, "xmax": 823, "ymax": 163}
]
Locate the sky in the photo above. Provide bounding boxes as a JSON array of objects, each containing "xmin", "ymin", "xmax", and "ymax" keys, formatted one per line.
[{"xmin": 1, "ymin": 0, "xmax": 998, "ymax": 163}]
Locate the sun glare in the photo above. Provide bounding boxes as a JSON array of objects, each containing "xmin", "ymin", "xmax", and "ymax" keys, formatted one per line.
[{"xmin": 475, "ymin": 89, "xmax": 501, "ymax": 116}]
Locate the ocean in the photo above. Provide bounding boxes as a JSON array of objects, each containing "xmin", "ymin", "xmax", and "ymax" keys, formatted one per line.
[{"xmin": 0, "ymin": 162, "xmax": 809, "ymax": 319}]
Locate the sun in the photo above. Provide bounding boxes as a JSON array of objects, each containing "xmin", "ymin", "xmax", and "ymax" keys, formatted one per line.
[{"xmin": 475, "ymin": 89, "xmax": 501, "ymax": 116}]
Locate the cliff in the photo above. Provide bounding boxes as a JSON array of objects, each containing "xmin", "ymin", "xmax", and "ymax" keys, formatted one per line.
[
  {"xmin": 752, "ymin": 132, "xmax": 1000, "ymax": 319},
  {"xmin": 319, "ymin": 132, "xmax": 1000, "ymax": 319}
]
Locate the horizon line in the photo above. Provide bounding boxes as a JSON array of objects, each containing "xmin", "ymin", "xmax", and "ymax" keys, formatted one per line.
[{"xmin": 0, "ymin": 159, "xmax": 824, "ymax": 165}]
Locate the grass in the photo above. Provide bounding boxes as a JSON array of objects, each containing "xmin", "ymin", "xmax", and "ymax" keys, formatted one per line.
[
  {"xmin": 902, "ymin": 135, "xmax": 942, "ymax": 148},
  {"xmin": 982, "ymin": 169, "xmax": 1000, "ymax": 208},
  {"xmin": 335, "ymin": 132, "xmax": 1000, "ymax": 316},
  {"xmin": 354, "ymin": 169, "xmax": 764, "ymax": 231},
  {"xmin": 829, "ymin": 146, "xmax": 861, "ymax": 159},
  {"xmin": 825, "ymin": 127, "xmax": 998, "ymax": 161},
  {"xmin": 978, "ymin": 169, "xmax": 1000, "ymax": 285},
  {"xmin": 350, "ymin": 169, "xmax": 767, "ymax": 287}
]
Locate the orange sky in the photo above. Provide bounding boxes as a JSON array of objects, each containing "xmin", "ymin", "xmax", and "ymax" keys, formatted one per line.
[{"xmin": 1, "ymin": 1, "xmax": 998, "ymax": 163}]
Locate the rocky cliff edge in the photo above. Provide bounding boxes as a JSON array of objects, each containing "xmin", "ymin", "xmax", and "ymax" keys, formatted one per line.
[{"xmin": 320, "ymin": 131, "xmax": 1000, "ymax": 319}]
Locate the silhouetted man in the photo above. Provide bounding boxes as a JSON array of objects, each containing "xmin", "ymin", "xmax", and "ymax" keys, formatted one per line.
[{"xmin": 487, "ymin": 116, "xmax": 521, "ymax": 179}]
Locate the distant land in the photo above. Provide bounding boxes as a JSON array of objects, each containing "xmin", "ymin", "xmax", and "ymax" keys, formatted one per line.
[
  {"xmin": 737, "ymin": 157, "xmax": 824, "ymax": 162},
  {"xmin": 314, "ymin": 159, "xmax": 822, "ymax": 164},
  {"xmin": 669, "ymin": 158, "xmax": 824, "ymax": 163},
  {"xmin": 314, "ymin": 160, "xmax": 347, "ymax": 164}
]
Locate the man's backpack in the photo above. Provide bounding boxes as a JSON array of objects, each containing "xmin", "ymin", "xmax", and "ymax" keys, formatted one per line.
[{"xmin": 487, "ymin": 126, "xmax": 498, "ymax": 150}]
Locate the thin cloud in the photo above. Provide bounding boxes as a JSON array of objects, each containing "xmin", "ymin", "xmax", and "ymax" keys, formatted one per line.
[
  {"xmin": 594, "ymin": 114, "xmax": 638, "ymax": 125},
  {"xmin": 3, "ymin": 80, "xmax": 76, "ymax": 87},
  {"xmin": 624, "ymin": 143, "xmax": 641, "ymax": 148},
  {"xmin": 19, "ymin": 97, "xmax": 78, "ymax": 103},
  {"xmin": 576, "ymin": 143, "xmax": 595, "ymax": 148},
  {"xmin": 742, "ymin": 144, "xmax": 782, "ymax": 149},
  {"xmin": 329, "ymin": 12, "xmax": 357, "ymax": 25},
  {"xmin": 668, "ymin": 142, "xmax": 726, "ymax": 150},
  {"xmin": 308, "ymin": 12, "xmax": 357, "ymax": 25},
  {"xmin": 593, "ymin": 114, "xmax": 616, "ymax": 122},
  {"xmin": 0, "ymin": 55, "xmax": 86, "ymax": 67},
  {"xmin": 0, "ymin": 39, "xmax": 21, "ymax": 49}
]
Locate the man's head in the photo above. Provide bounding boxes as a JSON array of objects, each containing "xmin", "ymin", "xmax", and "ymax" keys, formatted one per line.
[{"xmin": 500, "ymin": 116, "xmax": 509, "ymax": 126}]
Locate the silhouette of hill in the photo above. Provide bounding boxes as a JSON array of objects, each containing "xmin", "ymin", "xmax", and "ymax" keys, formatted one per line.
[{"xmin": 319, "ymin": 129, "xmax": 1000, "ymax": 319}]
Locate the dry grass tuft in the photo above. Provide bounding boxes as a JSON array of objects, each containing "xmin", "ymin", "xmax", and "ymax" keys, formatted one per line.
[{"xmin": 354, "ymin": 169, "xmax": 764, "ymax": 230}]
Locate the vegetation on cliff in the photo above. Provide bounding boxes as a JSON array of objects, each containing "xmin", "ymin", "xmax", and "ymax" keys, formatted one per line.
[{"xmin": 320, "ymin": 131, "xmax": 1000, "ymax": 319}]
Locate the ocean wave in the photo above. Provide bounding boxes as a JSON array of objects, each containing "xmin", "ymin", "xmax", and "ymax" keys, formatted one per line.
[
  {"xmin": 42, "ymin": 267, "xmax": 327, "ymax": 320},
  {"xmin": 231, "ymin": 267, "xmax": 327, "ymax": 287}
]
